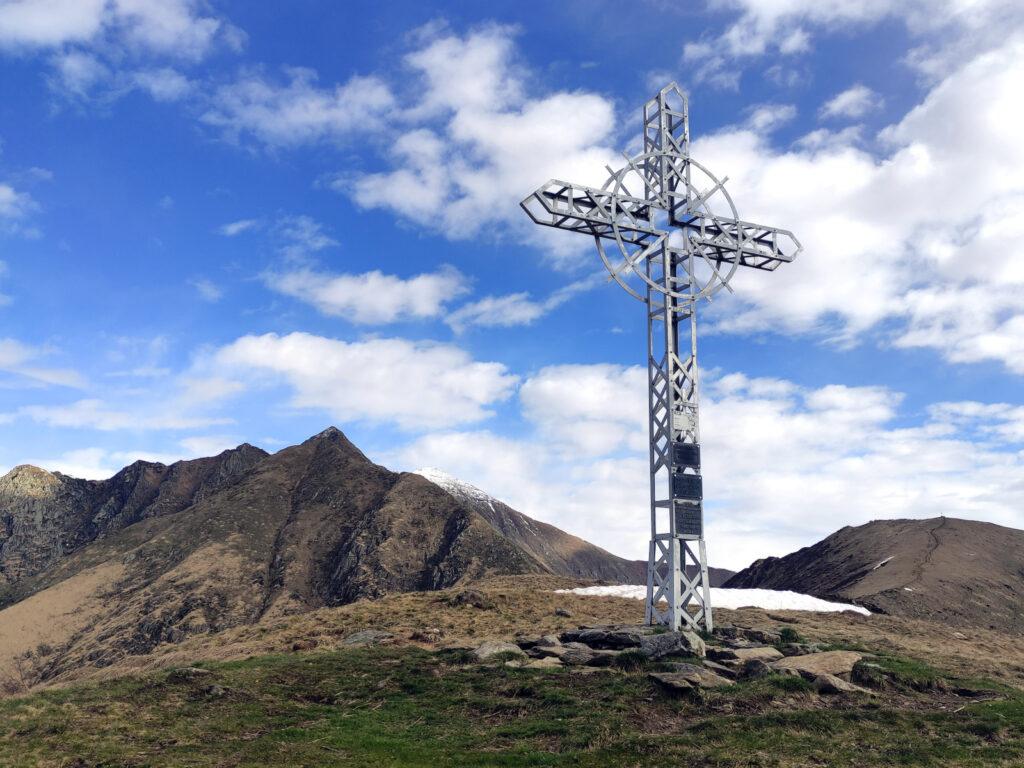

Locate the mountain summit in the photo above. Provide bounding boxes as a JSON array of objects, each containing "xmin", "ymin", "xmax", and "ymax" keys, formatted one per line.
[{"xmin": 0, "ymin": 429, "xmax": 654, "ymax": 685}]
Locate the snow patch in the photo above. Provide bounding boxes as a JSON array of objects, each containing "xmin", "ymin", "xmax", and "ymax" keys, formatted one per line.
[
  {"xmin": 414, "ymin": 467, "xmax": 499, "ymax": 507},
  {"xmin": 872, "ymin": 556, "xmax": 894, "ymax": 570},
  {"xmin": 556, "ymin": 585, "xmax": 871, "ymax": 615}
]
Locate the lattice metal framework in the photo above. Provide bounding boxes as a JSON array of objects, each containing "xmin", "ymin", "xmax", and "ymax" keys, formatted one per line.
[{"xmin": 521, "ymin": 83, "xmax": 801, "ymax": 632}]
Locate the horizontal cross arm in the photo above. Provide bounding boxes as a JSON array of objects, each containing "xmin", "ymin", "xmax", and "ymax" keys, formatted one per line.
[
  {"xmin": 687, "ymin": 215, "xmax": 802, "ymax": 271},
  {"xmin": 520, "ymin": 180, "xmax": 664, "ymax": 246}
]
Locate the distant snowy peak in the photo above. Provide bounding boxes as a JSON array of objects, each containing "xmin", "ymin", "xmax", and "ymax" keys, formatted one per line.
[{"xmin": 413, "ymin": 467, "xmax": 498, "ymax": 511}]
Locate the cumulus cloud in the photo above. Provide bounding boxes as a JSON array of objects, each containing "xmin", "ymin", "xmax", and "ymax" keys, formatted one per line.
[
  {"xmin": 391, "ymin": 364, "xmax": 1024, "ymax": 570},
  {"xmin": 685, "ymin": 35, "xmax": 1024, "ymax": 374},
  {"xmin": 340, "ymin": 25, "xmax": 618, "ymax": 264},
  {"xmin": 0, "ymin": 0, "xmax": 239, "ymax": 59},
  {"xmin": 819, "ymin": 84, "xmax": 881, "ymax": 119},
  {"xmin": 207, "ymin": 332, "xmax": 518, "ymax": 430},
  {"xmin": 266, "ymin": 266, "xmax": 469, "ymax": 324},
  {"xmin": 201, "ymin": 68, "xmax": 394, "ymax": 147},
  {"xmin": 131, "ymin": 67, "xmax": 192, "ymax": 101}
]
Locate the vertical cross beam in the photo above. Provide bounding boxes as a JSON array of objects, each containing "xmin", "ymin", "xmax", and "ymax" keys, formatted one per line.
[{"xmin": 642, "ymin": 87, "xmax": 712, "ymax": 632}]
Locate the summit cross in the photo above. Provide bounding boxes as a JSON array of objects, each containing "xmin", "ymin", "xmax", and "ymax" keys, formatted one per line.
[{"xmin": 521, "ymin": 83, "xmax": 801, "ymax": 632}]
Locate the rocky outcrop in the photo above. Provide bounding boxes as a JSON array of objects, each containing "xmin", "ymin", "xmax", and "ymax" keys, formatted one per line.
[{"xmin": 0, "ymin": 444, "xmax": 267, "ymax": 584}]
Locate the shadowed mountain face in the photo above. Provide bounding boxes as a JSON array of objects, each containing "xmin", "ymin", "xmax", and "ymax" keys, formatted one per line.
[
  {"xmin": 725, "ymin": 517, "xmax": 1024, "ymax": 632},
  {"xmin": 0, "ymin": 428, "xmax": 683, "ymax": 684}
]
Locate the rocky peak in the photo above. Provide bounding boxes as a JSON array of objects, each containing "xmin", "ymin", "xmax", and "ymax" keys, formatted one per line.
[{"xmin": 0, "ymin": 465, "xmax": 62, "ymax": 498}]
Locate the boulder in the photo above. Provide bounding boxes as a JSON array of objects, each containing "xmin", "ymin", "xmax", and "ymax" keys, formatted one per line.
[
  {"xmin": 472, "ymin": 641, "xmax": 527, "ymax": 662},
  {"xmin": 342, "ymin": 630, "xmax": 394, "ymax": 646},
  {"xmin": 639, "ymin": 630, "xmax": 706, "ymax": 659},
  {"xmin": 771, "ymin": 650, "xmax": 863, "ymax": 679},
  {"xmin": 555, "ymin": 608, "xmax": 572, "ymax": 617},
  {"xmin": 738, "ymin": 659, "xmax": 773, "ymax": 681},
  {"xmin": 561, "ymin": 626, "xmax": 647, "ymax": 649},
  {"xmin": 546, "ymin": 642, "xmax": 598, "ymax": 666},
  {"xmin": 650, "ymin": 667, "xmax": 733, "ymax": 692},
  {"xmin": 813, "ymin": 673, "xmax": 874, "ymax": 695}
]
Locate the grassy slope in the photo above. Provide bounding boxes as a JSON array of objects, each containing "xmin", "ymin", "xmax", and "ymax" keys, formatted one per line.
[{"xmin": 2, "ymin": 645, "xmax": 1023, "ymax": 768}]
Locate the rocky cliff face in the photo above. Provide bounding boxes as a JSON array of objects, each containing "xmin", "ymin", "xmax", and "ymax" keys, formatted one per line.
[
  {"xmin": 725, "ymin": 517, "xmax": 1024, "ymax": 632},
  {"xmin": 0, "ymin": 444, "xmax": 268, "ymax": 584}
]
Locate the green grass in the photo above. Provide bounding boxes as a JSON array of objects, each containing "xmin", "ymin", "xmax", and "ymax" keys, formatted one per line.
[{"xmin": 0, "ymin": 646, "xmax": 1022, "ymax": 767}]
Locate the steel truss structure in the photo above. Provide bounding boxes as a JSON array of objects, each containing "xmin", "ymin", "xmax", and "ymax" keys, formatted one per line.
[{"xmin": 521, "ymin": 83, "xmax": 801, "ymax": 632}]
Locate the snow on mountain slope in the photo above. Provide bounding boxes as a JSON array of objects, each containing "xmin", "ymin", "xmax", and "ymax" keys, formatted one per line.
[
  {"xmin": 414, "ymin": 467, "xmax": 498, "ymax": 512},
  {"xmin": 557, "ymin": 585, "xmax": 871, "ymax": 615}
]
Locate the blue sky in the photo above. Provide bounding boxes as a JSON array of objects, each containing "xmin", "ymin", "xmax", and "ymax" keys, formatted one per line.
[{"xmin": 1, "ymin": 0, "xmax": 1023, "ymax": 569}]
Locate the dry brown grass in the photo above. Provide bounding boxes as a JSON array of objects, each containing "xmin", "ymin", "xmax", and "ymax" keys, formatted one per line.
[{"xmin": 35, "ymin": 574, "xmax": 1024, "ymax": 692}]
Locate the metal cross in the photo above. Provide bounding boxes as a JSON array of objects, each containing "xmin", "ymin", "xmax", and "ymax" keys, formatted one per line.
[{"xmin": 521, "ymin": 83, "xmax": 801, "ymax": 632}]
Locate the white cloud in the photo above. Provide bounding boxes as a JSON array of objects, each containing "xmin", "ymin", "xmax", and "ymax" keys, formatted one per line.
[
  {"xmin": 685, "ymin": 0, "xmax": 1023, "ymax": 87},
  {"xmin": 218, "ymin": 218, "xmax": 258, "ymax": 236},
  {"xmin": 0, "ymin": 0, "xmax": 106, "ymax": 49},
  {"xmin": 18, "ymin": 398, "xmax": 228, "ymax": 431},
  {"xmin": 208, "ymin": 332, "xmax": 518, "ymax": 430},
  {"xmin": 0, "ymin": 338, "xmax": 84, "ymax": 388},
  {"xmin": 201, "ymin": 68, "xmax": 394, "ymax": 147},
  {"xmin": 266, "ymin": 266, "xmax": 469, "ymax": 324},
  {"xmin": 49, "ymin": 50, "xmax": 110, "ymax": 96},
  {"xmin": 0, "ymin": 182, "xmax": 35, "ymax": 222},
  {"xmin": 341, "ymin": 25, "xmax": 618, "ymax": 265},
  {"xmin": 0, "ymin": 260, "xmax": 9, "ymax": 306},
  {"xmin": 684, "ymin": 35, "xmax": 1024, "ymax": 373},
  {"xmin": 189, "ymin": 277, "xmax": 223, "ymax": 302},
  {"xmin": 274, "ymin": 214, "xmax": 337, "ymax": 260},
  {"xmin": 745, "ymin": 103, "xmax": 796, "ymax": 132},
  {"xmin": 132, "ymin": 67, "xmax": 191, "ymax": 101},
  {"xmin": 446, "ymin": 275, "xmax": 601, "ymax": 332},
  {"xmin": 819, "ymin": 84, "xmax": 881, "ymax": 119},
  {"xmin": 0, "ymin": 0, "xmax": 238, "ymax": 59},
  {"xmin": 391, "ymin": 364, "xmax": 1024, "ymax": 570}
]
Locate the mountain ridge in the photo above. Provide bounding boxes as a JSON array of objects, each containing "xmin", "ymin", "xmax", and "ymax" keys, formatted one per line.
[
  {"xmin": 725, "ymin": 516, "xmax": 1024, "ymax": 632},
  {"xmin": 0, "ymin": 427, "xmax": 681, "ymax": 686}
]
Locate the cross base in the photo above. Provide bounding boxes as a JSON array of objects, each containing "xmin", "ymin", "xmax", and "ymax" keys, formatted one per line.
[{"xmin": 645, "ymin": 535, "xmax": 713, "ymax": 632}]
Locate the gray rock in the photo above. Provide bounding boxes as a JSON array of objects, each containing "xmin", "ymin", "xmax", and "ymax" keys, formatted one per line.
[
  {"xmin": 639, "ymin": 630, "xmax": 706, "ymax": 659},
  {"xmin": 703, "ymin": 660, "xmax": 738, "ymax": 680},
  {"xmin": 738, "ymin": 659, "xmax": 773, "ymax": 681},
  {"xmin": 472, "ymin": 640, "xmax": 527, "ymax": 662},
  {"xmin": 555, "ymin": 608, "xmax": 572, "ymax": 617},
  {"xmin": 813, "ymin": 673, "xmax": 874, "ymax": 695},
  {"xmin": 561, "ymin": 626, "xmax": 646, "ymax": 649},
  {"xmin": 771, "ymin": 650, "xmax": 863, "ymax": 679},
  {"xmin": 709, "ymin": 646, "xmax": 783, "ymax": 664},
  {"xmin": 536, "ymin": 634, "xmax": 561, "ymax": 648},
  {"xmin": 342, "ymin": 630, "xmax": 394, "ymax": 646},
  {"xmin": 650, "ymin": 668, "xmax": 733, "ymax": 692}
]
